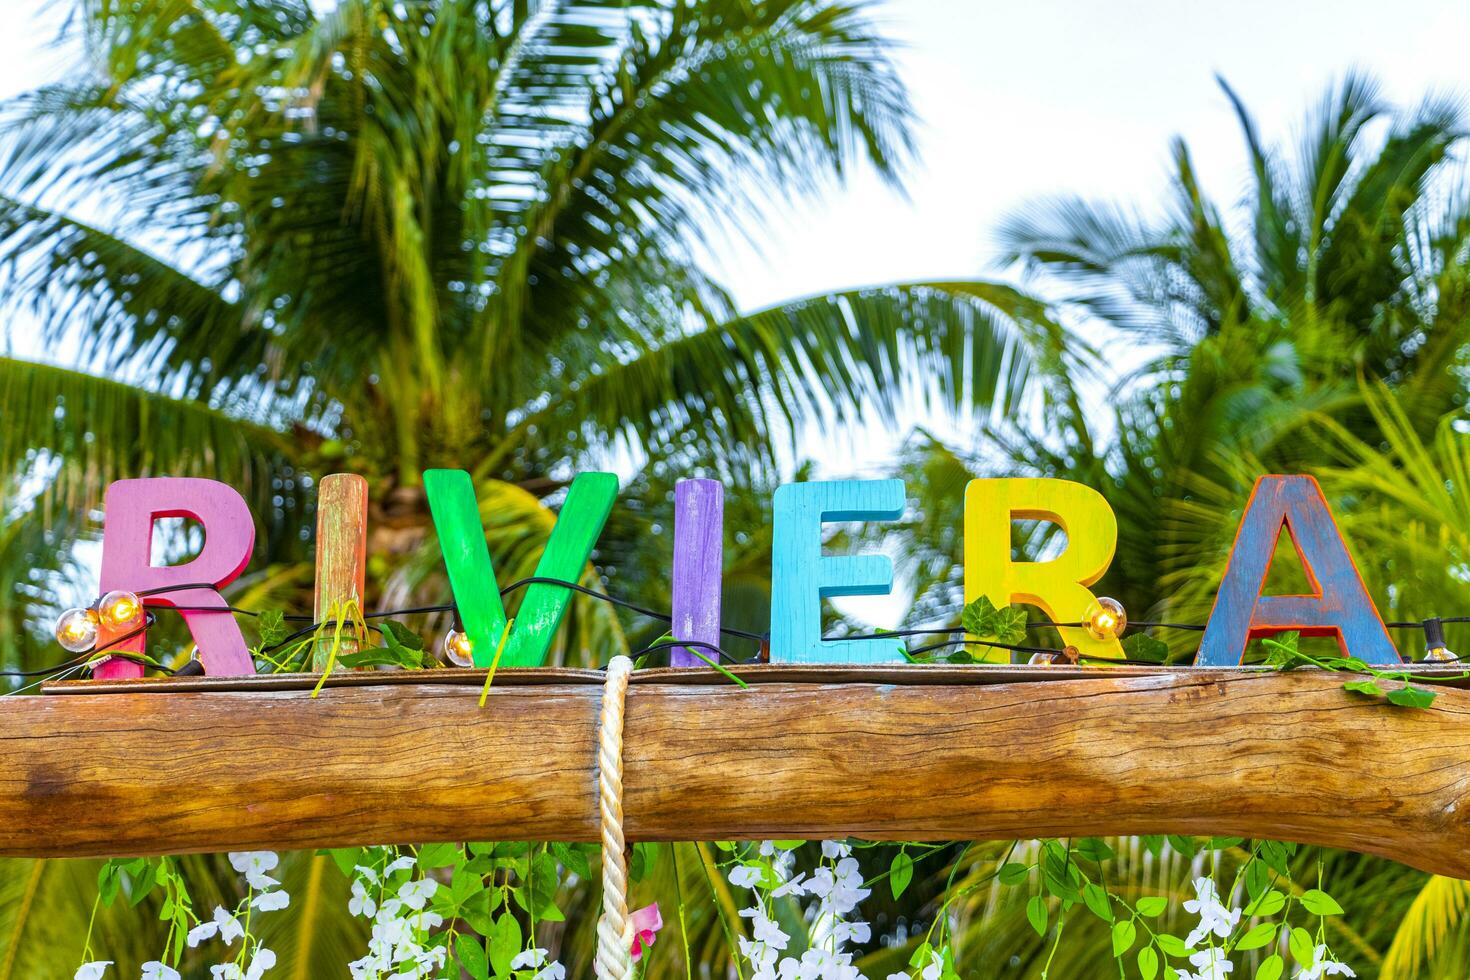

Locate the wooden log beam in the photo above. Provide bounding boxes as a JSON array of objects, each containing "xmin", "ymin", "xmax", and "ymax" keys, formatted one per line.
[{"xmin": 6, "ymin": 666, "xmax": 1470, "ymax": 877}]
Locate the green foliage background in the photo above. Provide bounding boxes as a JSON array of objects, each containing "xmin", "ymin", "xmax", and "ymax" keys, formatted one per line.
[{"xmin": 2, "ymin": 0, "xmax": 1470, "ymax": 976}]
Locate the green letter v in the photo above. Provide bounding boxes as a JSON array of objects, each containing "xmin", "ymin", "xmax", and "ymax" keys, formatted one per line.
[{"xmin": 424, "ymin": 468, "xmax": 618, "ymax": 666}]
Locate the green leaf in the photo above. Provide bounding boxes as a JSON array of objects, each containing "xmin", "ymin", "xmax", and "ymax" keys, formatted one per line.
[
  {"xmin": 1246, "ymin": 890, "xmax": 1285, "ymax": 917},
  {"xmin": 1077, "ymin": 837, "xmax": 1115, "ymax": 862},
  {"xmin": 1256, "ymin": 954, "xmax": 1284, "ymax": 980},
  {"xmin": 455, "ymin": 933, "xmax": 490, "ymax": 980},
  {"xmin": 1245, "ymin": 858, "xmax": 1269, "ymax": 900},
  {"xmin": 1235, "ymin": 921, "xmax": 1278, "ymax": 951},
  {"xmin": 1386, "ymin": 684, "xmax": 1437, "ymax": 709},
  {"xmin": 1137, "ymin": 946, "xmax": 1159, "ymax": 980},
  {"xmin": 1026, "ymin": 895, "xmax": 1048, "ymax": 937},
  {"xmin": 257, "ymin": 609, "xmax": 289, "ymax": 647},
  {"xmin": 1135, "ymin": 896, "xmax": 1168, "ymax": 917},
  {"xmin": 551, "ymin": 841, "xmax": 591, "ymax": 880},
  {"xmin": 126, "ymin": 860, "xmax": 158, "ymax": 907},
  {"xmin": 418, "ymin": 843, "xmax": 460, "ymax": 869},
  {"xmin": 1288, "ymin": 926, "xmax": 1314, "ymax": 964},
  {"xmin": 1300, "ymin": 889, "xmax": 1344, "ymax": 916},
  {"xmin": 487, "ymin": 912, "xmax": 521, "ymax": 975},
  {"xmin": 962, "ymin": 595, "xmax": 999, "ymax": 637},
  {"xmin": 890, "ymin": 851, "xmax": 914, "ymax": 899},
  {"xmin": 98, "ymin": 862, "xmax": 121, "ymax": 906},
  {"xmin": 1155, "ymin": 934, "xmax": 1190, "ymax": 958},
  {"xmin": 990, "ymin": 604, "xmax": 1028, "ymax": 646},
  {"xmin": 1083, "ymin": 882, "xmax": 1113, "ymax": 921},
  {"xmin": 324, "ymin": 847, "xmax": 362, "ymax": 876},
  {"xmin": 999, "ymin": 862, "xmax": 1030, "ymax": 886},
  {"xmin": 1122, "ymin": 632, "xmax": 1170, "ymax": 663},
  {"xmin": 630, "ymin": 842, "xmax": 659, "ymax": 884},
  {"xmin": 1342, "ymin": 679, "xmax": 1384, "ymax": 697},
  {"xmin": 1112, "ymin": 919, "xmax": 1137, "ymax": 957}
]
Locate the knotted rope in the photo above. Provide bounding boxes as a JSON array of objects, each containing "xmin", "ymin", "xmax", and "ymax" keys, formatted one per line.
[{"xmin": 595, "ymin": 654, "xmax": 636, "ymax": 980}]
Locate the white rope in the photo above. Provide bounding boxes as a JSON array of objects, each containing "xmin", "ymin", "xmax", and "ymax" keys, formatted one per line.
[{"xmin": 595, "ymin": 654, "xmax": 636, "ymax": 980}]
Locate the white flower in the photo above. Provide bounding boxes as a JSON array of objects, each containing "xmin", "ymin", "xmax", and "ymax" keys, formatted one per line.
[
  {"xmin": 821, "ymin": 841, "xmax": 852, "ymax": 861},
  {"xmin": 383, "ymin": 855, "xmax": 416, "ymax": 877},
  {"xmin": 729, "ymin": 865, "xmax": 764, "ymax": 888},
  {"xmin": 188, "ymin": 907, "xmax": 244, "ymax": 948},
  {"xmin": 1297, "ymin": 945, "xmax": 1356, "ymax": 979},
  {"xmin": 252, "ymin": 890, "xmax": 290, "ymax": 912},
  {"xmin": 209, "ymin": 966, "xmax": 243, "ymax": 980},
  {"xmin": 397, "ymin": 878, "xmax": 437, "ymax": 910},
  {"xmin": 187, "ymin": 921, "xmax": 218, "ymax": 948},
  {"xmin": 533, "ymin": 964, "xmax": 566, "ymax": 980},
  {"xmin": 771, "ymin": 873, "xmax": 807, "ymax": 898},
  {"xmin": 141, "ymin": 963, "xmax": 181, "ymax": 980},
  {"xmin": 1183, "ymin": 877, "xmax": 1241, "ymax": 947},
  {"xmin": 739, "ymin": 906, "xmax": 791, "ymax": 950},
  {"xmin": 349, "ymin": 879, "xmax": 377, "ymax": 918},
  {"xmin": 228, "ymin": 852, "xmax": 280, "ymax": 890},
  {"xmin": 244, "ymin": 947, "xmax": 276, "ymax": 980},
  {"xmin": 73, "ymin": 963, "xmax": 111, "ymax": 980},
  {"xmin": 1179, "ymin": 947, "xmax": 1234, "ymax": 980},
  {"xmin": 510, "ymin": 948, "xmax": 550, "ymax": 970}
]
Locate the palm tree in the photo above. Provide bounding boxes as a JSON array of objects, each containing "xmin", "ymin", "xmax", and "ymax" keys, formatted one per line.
[
  {"xmin": 0, "ymin": 3, "xmax": 1068, "ymax": 973},
  {"xmin": 887, "ymin": 73, "xmax": 1470, "ymax": 641},
  {"xmin": 0, "ymin": 0, "xmax": 1063, "ymax": 667},
  {"xmin": 858, "ymin": 74, "xmax": 1470, "ymax": 975}
]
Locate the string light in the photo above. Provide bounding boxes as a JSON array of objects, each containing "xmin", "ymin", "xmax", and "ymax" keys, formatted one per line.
[
  {"xmin": 1424, "ymin": 618, "xmax": 1455, "ymax": 662},
  {"xmin": 55, "ymin": 607, "xmax": 99, "ymax": 653},
  {"xmin": 1084, "ymin": 597, "xmax": 1127, "ymax": 641},
  {"xmin": 444, "ymin": 628, "xmax": 475, "ymax": 667},
  {"xmin": 99, "ymin": 590, "xmax": 144, "ymax": 630},
  {"xmin": 36, "ymin": 578, "xmax": 1470, "ymax": 674}
]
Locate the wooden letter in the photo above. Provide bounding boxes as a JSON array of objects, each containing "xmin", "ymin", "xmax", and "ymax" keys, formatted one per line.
[
  {"xmin": 312, "ymin": 474, "xmax": 369, "ymax": 670},
  {"xmin": 425, "ymin": 469, "xmax": 618, "ymax": 667},
  {"xmin": 769, "ymin": 480, "xmax": 905, "ymax": 663},
  {"xmin": 671, "ymin": 480, "xmax": 723, "ymax": 667},
  {"xmin": 97, "ymin": 478, "xmax": 256, "ymax": 678},
  {"xmin": 964, "ymin": 478, "xmax": 1121, "ymax": 660},
  {"xmin": 1195, "ymin": 475, "xmax": 1399, "ymax": 666}
]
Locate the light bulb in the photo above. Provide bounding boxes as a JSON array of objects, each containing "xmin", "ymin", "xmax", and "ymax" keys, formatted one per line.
[
  {"xmin": 1423, "ymin": 618, "xmax": 1456, "ymax": 662},
  {"xmin": 1084, "ymin": 597, "xmax": 1127, "ymax": 641},
  {"xmin": 444, "ymin": 628, "xmax": 475, "ymax": 667},
  {"xmin": 99, "ymin": 590, "xmax": 144, "ymax": 630},
  {"xmin": 55, "ymin": 607, "xmax": 100, "ymax": 653}
]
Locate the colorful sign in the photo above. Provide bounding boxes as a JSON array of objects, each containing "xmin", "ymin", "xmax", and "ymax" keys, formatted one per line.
[{"xmin": 72, "ymin": 471, "xmax": 1401, "ymax": 675}]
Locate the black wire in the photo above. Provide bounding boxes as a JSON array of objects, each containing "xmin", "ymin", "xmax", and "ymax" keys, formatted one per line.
[
  {"xmin": 71, "ymin": 578, "xmax": 1470, "ymax": 665},
  {"xmin": 2, "ymin": 619, "xmax": 161, "ymax": 678},
  {"xmin": 907, "ymin": 638, "xmax": 1061, "ymax": 658},
  {"xmin": 625, "ymin": 639, "xmax": 754, "ymax": 666}
]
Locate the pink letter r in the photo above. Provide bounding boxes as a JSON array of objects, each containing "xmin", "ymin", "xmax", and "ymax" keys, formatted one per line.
[{"xmin": 96, "ymin": 478, "xmax": 256, "ymax": 678}]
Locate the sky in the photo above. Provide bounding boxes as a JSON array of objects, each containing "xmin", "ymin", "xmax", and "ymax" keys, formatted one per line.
[{"xmin": 5, "ymin": 0, "xmax": 1470, "ymax": 402}]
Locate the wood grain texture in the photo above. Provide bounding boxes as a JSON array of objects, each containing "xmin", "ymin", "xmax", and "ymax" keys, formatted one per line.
[
  {"xmin": 11, "ymin": 669, "xmax": 1470, "ymax": 878},
  {"xmin": 313, "ymin": 474, "xmax": 370, "ymax": 670},
  {"xmin": 964, "ymin": 478, "xmax": 1122, "ymax": 661},
  {"xmin": 671, "ymin": 479, "xmax": 723, "ymax": 667},
  {"xmin": 1197, "ymin": 475, "xmax": 1399, "ymax": 666}
]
